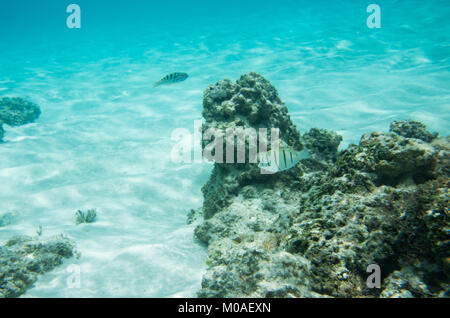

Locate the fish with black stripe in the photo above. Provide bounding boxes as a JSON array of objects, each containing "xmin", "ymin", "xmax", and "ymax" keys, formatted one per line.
[
  {"xmin": 258, "ymin": 147, "xmax": 310, "ymax": 173},
  {"xmin": 154, "ymin": 72, "xmax": 189, "ymax": 87}
]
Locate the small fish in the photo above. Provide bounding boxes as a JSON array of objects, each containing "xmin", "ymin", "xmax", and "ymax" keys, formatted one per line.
[
  {"xmin": 258, "ymin": 147, "xmax": 310, "ymax": 173},
  {"xmin": 154, "ymin": 72, "xmax": 189, "ymax": 87}
]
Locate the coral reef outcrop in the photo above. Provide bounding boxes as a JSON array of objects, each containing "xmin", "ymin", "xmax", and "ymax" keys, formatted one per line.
[
  {"xmin": 0, "ymin": 97, "xmax": 41, "ymax": 141},
  {"xmin": 200, "ymin": 73, "xmax": 304, "ymax": 219},
  {"xmin": 192, "ymin": 73, "xmax": 449, "ymax": 298},
  {"xmin": 0, "ymin": 235, "xmax": 77, "ymax": 298},
  {"xmin": 390, "ymin": 120, "xmax": 439, "ymax": 143}
]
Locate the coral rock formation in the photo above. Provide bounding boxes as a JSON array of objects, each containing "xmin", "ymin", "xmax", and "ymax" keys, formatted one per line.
[
  {"xmin": 200, "ymin": 72, "xmax": 304, "ymax": 220},
  {"xmin": 193, "ymin": 73, "xmax": 449, "ymax": 298},
  {"xmin": 337, "ymin": 131, "xmax": 437, "ymax": 185},
  {"xmin": 390, "ymin": 120, "xmax": 439, "ymax": 143},
  {"xmin": 0, "ymin": 97, "xmax": 41, "ymax": 141},
  {"xmin": 0, "ymin": 235, "xmax": 77, "ymax": 298}
]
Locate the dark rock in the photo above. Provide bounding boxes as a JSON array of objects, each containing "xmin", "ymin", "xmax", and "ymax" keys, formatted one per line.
[
  {"xmin": 0, "ymin": 97, "xmax": 41, "ymax": 142},
  {"xmin": 0, "ymin": 235, "xmax": 76, "ymax": 298},
  {"xmin": 0, "ymin": 97, "xmax": 41, "ymax": 127},
  {"xmin": 390, "ymin": 120, "xmax": 438, "ymax": 142},
  {"xmin": 337, "ymin": 131, "xmax": 437, "ymax": 185}
]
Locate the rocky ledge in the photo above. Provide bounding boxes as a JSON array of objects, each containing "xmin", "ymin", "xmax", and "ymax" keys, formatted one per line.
[{"xmin": 191, "ymin": 72, "xmax": 449, "ymax": 298}]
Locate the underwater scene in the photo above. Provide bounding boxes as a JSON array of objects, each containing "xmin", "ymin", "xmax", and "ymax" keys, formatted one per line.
[{"xmin": 0, "ymin": 0, "xmax": 449, "ymax": 298}]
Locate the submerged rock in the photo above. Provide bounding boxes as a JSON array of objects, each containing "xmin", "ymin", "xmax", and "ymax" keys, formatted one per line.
[
  {"xmin": 337, "ymin": 131, "xmax": 437, "ymax": 185},
  {"xmin": 302, "ymin": 128, "xmax": 342, "ymax": 163},
  {"xmin": 380, "ymin": 267, "xmax": 436, "ymax": 298},
  {"xmin": 390, "ymin": 120, "xmax": 438, "ymax": 143},
  {"xmin": 0, "ymin": 97, "xmax": 41, "ymax": 141},
  {"xmin": 0, "ymin": 211, "xmax": 19, "ymax": 227},
  {"xmin": 193, "ymin": 73, "xmax": 449, "ymax": 298},
  {"xmin": 200, "ymin": 73, "xmax": 305, "ymax": 219},
  {"xmin": 0, "ymin": 235, "xmax": 77, "ymax": 298},
  {"xmin": 202, "ymin": 72, "xmax": 301, "ymax": 151}
]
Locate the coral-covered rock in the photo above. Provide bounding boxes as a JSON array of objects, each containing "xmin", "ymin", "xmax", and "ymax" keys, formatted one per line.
[
  {"xmin": 202, "ymin": 72, "xmax": 303, "ymax": 151},
  {"xmin": 199, "ymin": 238, "xmax": 319, "ymax": 297},
  {"xmin": 302, "ymin": 128, "xmax": 342, "ymax": 163},
  {"xmin": 0, "ymin": 235, "xmax": 77, "ymax": 298},
  {"xmin": 390, "ymin": 120, "xmax": 438, "ymax": 142},
  {"xmin": 380, "ymin": 268, "xmax": 432, "ymax": 298},
  {"xmin": 200, "ymin": 73, "xmax": 305, "ymax": 219},
  {"xmin": 193, "ymin": 73, "xmax": 449, "ymax": 298}
]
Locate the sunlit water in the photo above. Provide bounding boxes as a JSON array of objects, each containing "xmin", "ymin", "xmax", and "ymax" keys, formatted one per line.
[{"xmin": 0, "ymin": 0, "xmax": 449, "ymax": 297}]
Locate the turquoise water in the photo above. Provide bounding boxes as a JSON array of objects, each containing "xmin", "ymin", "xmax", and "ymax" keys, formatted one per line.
[{"xmin": 0, "ymin": 0, "xmax": 449, "ymax": 297}]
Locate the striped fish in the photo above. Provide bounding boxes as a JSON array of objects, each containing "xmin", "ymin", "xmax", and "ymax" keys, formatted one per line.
[
  {"xmin": 154, "ymin": 72, "xmax": 189, "ymax": 87},
  {"xmin": 258, "ymin": 147, "xmax": 310, "ymax": 174}
]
